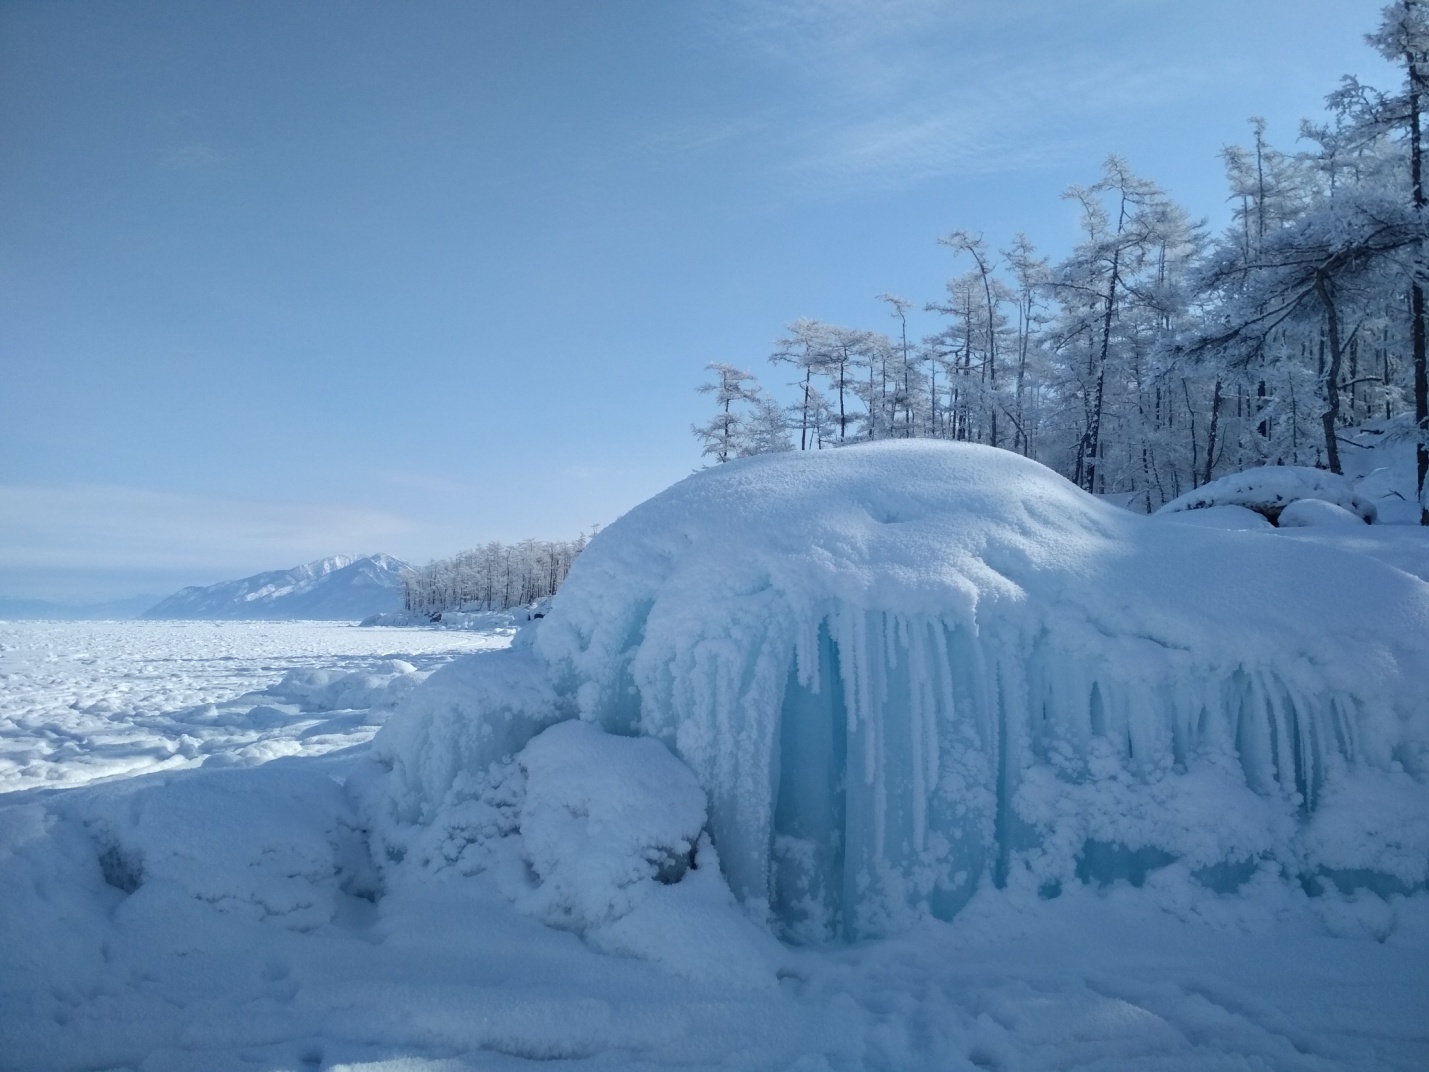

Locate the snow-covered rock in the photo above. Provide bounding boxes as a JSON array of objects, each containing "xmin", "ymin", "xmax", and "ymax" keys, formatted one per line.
[
  {"xmin": 142, "ymin": 554, "xmax": 409, "ymax": 621},
  {"xmin": 516, "ymin": 720, "xmax": 706, "ymax": 932},
  {"xmin": 1278, "ymin": 497, "xmax": 1368, "ymax": 529},
  {"xmin": 1157, "ymin": 465, "xmax": 1374, "ymax": 523},
  {"xmin": 366, "ymin": 442, "xmax": 1429, "ymax": 941}
]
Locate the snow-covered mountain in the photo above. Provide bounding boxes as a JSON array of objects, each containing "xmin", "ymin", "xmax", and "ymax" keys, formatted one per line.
[{"xmin": 141, "ymin": 554, "xmax": 409, "ymax": 621}]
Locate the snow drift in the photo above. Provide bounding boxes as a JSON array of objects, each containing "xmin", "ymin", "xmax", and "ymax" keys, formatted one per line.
[{"xmin": 363, "ymin": 442, "xmax": 1429, "ymax": 941}]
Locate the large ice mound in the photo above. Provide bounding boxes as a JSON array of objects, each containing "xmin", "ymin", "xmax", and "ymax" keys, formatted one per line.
[{"xmin": 365, "ymin": 442, "xmax": 1429, "ymax": 941}]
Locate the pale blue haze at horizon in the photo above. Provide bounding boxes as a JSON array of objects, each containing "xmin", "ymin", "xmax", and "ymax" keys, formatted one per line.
[{"xmin": 0, "ymin": 0, "xmax": 1395, "ymax": 601}]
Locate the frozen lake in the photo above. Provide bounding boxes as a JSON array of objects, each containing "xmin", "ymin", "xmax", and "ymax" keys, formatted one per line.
[{"xmin": 0, "ymin": 619, "xmax": 509, "ymax": 793}]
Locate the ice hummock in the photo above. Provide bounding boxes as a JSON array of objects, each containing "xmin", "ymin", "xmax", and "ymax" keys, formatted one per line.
[{"xmin": 365, "ymin": 442, "xmax": 1429, "ymax": 941}]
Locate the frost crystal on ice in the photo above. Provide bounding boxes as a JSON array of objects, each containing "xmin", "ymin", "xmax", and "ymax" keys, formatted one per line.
[{"xmin": 371, "ymin": 442, "xmax": 1429, "ymax": 940}]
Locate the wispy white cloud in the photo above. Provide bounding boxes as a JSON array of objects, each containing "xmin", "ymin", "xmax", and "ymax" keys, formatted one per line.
[
  {"xmin": 371, "ymin": 468, "xmax": 477, "ymax": 500},
  {"xmin": 159, "ymin": 142, "xmax": 222, "ymax": 169},
  {"xmin": 635, "ymin": 114, "xmax": 775, "ymax": 165},
  {"xmin": 784, "ymin": 55, "xmax": 1224, "ymax": 193},
  {"xmin": 693, "ymin": 0, "xmax": 1241, "ymax": 196}
]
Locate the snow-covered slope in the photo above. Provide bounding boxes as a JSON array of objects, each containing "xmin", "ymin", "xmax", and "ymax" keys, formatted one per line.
[
  {"xmin": 142, "ymin": 554, "xmax": 409, "ymax": 621},
  {"xmin": 365, "ymin": 441, "xmax": 1429, "ymax": 942}
]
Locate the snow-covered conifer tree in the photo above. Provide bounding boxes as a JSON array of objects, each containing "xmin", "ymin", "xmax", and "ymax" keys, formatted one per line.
[{"xmin": 694, "ymin": 362, "xmax": 759, "ymax": 463}]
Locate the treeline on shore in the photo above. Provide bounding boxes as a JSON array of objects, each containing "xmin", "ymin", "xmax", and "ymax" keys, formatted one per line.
[{"xmin": 400, "ymin": 536, "xmax": 590, "ymax": 616}]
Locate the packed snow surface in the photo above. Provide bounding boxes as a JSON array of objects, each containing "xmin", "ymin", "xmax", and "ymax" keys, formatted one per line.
[
  {"xmin": 142, "ymin": 554, "xmax": 409, "ymax": 620},
  {"xmin": 3, "ymin": 444, "xmax": 1429, "ymax": 1070}
]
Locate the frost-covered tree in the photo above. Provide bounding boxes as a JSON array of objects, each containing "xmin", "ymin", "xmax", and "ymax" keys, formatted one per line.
[
  {"xmin": 1002, "ymin": 234, "xmax": 1050, "ymax": 457},
  {"xmin": 1369, "ymin": 0, "xmax": 1429, "ymax": 518},
  {"xmin": 694, "ymin": 362, "xmax": 759, "ymax": 464},
  {"xmin": 739, "ymin": 388, "xmax": 794, "ymax": 456},
  {"xmin": 1042, "ymin": 159, "xmax": 1201, "ymax": 495},
  {"xmin": 690, "ymin": 5, "xmax": 1429, "ymax": 512},
  {"xmin": 402, "ymin": 535, "xmax": 589, "ymax": 616},
  {"xmin": 936, "ymin": 232, "xmax": 1012, "ymax": 449},
  {"xmin": 770, "ymin": 319, "xmax": 831, "ymax": 451},
  {"xmin": 878, "ymin": 295, "xmax": 922, "ymax": 438}
]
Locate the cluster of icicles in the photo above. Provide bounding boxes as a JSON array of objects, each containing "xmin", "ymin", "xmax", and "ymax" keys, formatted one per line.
[{"xmin": 581, "ymin": 603, "xmax": 1394, "ymax": 941}]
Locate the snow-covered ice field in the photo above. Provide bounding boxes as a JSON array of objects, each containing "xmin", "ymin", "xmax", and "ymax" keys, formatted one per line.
[
  {"xmin": 4, "ymin": 445, "xmax": 1429, "ymax": 1071},
  {"xmin": 0, "ymin": 620, "xmax": 510, "ymax": 792}
]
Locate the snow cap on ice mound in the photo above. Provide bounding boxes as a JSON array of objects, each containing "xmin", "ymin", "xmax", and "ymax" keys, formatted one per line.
[
  {"xmin": 525, "ymin": 441, "xmax": 1429, "ymax": 939},
  {"xmin": 1156, "ymin": 464, "xmax": 1373, "ymax": 523}
]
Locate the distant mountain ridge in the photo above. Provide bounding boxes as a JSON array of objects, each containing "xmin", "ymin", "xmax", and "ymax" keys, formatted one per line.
[{"xmin": 141, "ymin": 554, "xmax": 410, "ymax": 620}]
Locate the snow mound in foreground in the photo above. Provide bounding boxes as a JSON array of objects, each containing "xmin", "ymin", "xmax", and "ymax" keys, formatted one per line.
[
  {"xmin": 1157, "ymin": 465, "xmax": 1373, "ymax": 523},
  {"xmin": 366, "ymin": 442, "xmax": 1429, "ymax": 941}
]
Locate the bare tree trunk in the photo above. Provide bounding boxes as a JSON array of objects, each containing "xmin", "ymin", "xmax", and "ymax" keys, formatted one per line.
[
  {"xmin": 1086, "ymin": 365, "xmax": 1107, "ymax": 493},
  {"xmin": 1410, "ymin": 31, "xmax": 1429, "ymax": 520},
  {"xmin": 1015, "ymin": 292, "xmax": 1030, "ymax": 454},
  {"xmin": 1414, "ymin": 283, "xmax": 1427, "ymax": 515},
  {"xmin": 1203, "ymin": 379, "xmax": 1223, "ymax": 486},
  {"xmin": 972, "ymin": 253, "xmax": 999, "ymax": 448},
  {"xmin": 837, "ymin": 352, "xmax": 847, "ymax": 441},
  {"xmin": 1182, "ymin": 379, "xmax": 1200, "ymax": 487},
  {"xmin": 1086, "ymin": 246, "xmax": 1120, "ymax": 492},
  {"xmin": 1315, "ymin": 270, "xmax": 1345, "ymax": 475},
  {"xmin": 800, "ymin": 368, "xmax": 811, "ymax": 450}
]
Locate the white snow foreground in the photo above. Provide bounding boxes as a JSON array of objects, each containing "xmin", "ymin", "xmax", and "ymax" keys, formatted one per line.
[{"xmin": 363, "ymin": 441, "xmax": 1429, "ymax": 943}]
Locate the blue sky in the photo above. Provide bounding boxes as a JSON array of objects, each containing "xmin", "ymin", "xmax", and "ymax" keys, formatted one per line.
[{"xmin": 0, "ymin": 0, "xmax": 1397, "ymax": 601}]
